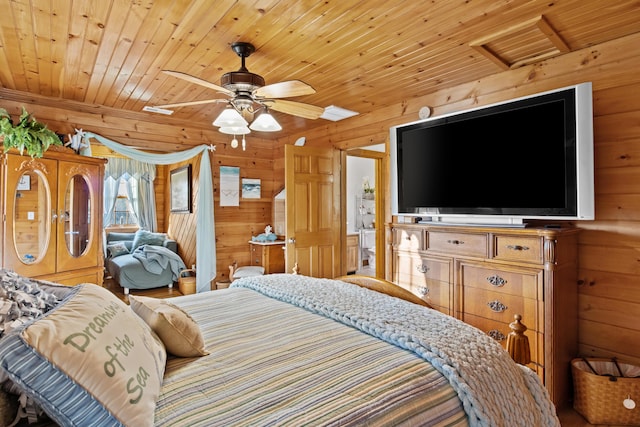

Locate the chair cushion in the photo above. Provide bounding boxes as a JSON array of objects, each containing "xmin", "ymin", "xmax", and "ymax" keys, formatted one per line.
[
  {"xmin": 132, "ymin": 229, "xmax": 167, "ymax": 251},
  {"xmin": 107, "ymin": 242, "xmax": 130, "ymax": 258},
  {"xmin": 233, "ymin": 266, "xmax": 265, "ymax": 279},
  {"xmin": 106, "ymin": 254, "xmax": 176, "ymax": 290}
]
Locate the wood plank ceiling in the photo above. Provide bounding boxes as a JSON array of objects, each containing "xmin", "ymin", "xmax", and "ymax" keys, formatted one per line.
[{"xmin": 0, "ymin": 0, "xmax": 639, "ymax": 145}]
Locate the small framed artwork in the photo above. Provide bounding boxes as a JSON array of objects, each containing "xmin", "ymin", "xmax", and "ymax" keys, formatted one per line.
[
  {"xmin": 17, "ymin": 174, "xmax": 31, "ymax": 191},
  {"xmin": 170, "ymin": 165, "xmax": 192, "ymax": 213},
  {"xmin": 242, "ymin": 178, "xmax": 261, "ymax": 199}
]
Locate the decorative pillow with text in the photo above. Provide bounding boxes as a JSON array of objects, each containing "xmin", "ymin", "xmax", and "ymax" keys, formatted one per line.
[{"xmin": 0, "ymin": 284, "xmax": 166, "ymax": 427}]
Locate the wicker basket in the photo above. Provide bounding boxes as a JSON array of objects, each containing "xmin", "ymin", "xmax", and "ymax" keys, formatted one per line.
[
  {"xmin": 178, "ymin": 269, "xmax": 196, "ymax": 295},
  {"xmin": 572, "ymin": 358, "xmax": 640, "ymax": 425}
]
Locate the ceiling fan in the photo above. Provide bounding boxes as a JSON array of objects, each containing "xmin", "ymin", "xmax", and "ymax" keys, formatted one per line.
[{"xmin": 146, "ymin": 42, "xmax": 325, "ymax": 127}]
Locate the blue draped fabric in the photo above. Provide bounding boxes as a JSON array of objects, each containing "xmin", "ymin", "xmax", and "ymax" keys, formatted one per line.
[{"xmin": 84, "ymin": 132, "xmax": 216, "ymax": 293}]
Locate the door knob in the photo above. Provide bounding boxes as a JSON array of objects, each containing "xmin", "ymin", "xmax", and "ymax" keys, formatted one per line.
[{"xmin": 288, "ymin": 237, "xmax": 296, "ymax": 244}]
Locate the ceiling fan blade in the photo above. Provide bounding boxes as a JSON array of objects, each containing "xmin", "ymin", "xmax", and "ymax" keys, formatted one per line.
[
  {"xmin": 264, "ymin": 99, "xmax": 324, "ymax": 120},
  {"xmin": 162, "ymin": 70, "xmax": 234, "ymax": 96},
  {"xmin": 154, "ymin": 99, "xmax": 227, "ymax": 109},
  {"xmin": 254, "ymin": 80, "xmax": 316, "ymax": 98}
]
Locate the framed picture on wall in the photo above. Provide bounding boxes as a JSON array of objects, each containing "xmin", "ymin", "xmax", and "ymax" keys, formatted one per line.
[
  {"xmin": 170, "ymin": 165, "xmax": 192, "ymax": 213},
  {"xmin": 242, "ymin": 178, "xmax": 261, "ymax": 199}
]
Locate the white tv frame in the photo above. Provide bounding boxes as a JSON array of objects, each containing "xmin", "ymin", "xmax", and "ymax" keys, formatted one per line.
[{"xmin": 389, "ymin": 82, "xmax": 594, "ymax": 226}]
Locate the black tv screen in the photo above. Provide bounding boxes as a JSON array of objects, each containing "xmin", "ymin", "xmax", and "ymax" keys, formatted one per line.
[{"xmin": 390, "ymin": 83, "xmax": 594, "ymax": 224}]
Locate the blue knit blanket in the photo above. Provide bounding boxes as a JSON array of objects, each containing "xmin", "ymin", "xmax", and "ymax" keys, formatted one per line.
[
  {"xmin": 232, "ymin": 274, "xmax": 560, "ymax": 427},
  {"xmin": 132, "ymin": 245, "xmax": 185, "ymax": 279}
]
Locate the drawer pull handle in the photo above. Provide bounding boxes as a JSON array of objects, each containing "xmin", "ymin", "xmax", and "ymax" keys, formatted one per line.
[
  {"xmin": 487, "ymin": 300, "xmax": 508, "ymax": 312},
  {"xmin": 447, "ymin": 239, "xmax": 464, "ymax": 245},
  {"xmin": 487, "ymin": 329, "xmax": 506, "ymax": 342},
  {"xmin": 507, "ymin": 245, "xmax": 530, "ymax": 251},
  {"xmin": 416, "ymin": 264, "xmax": 430, "ymax": 273},
  {"xmin": 486, "ymin": 275, "xmax": 507, "ymax": 287},
  {"xmin": 418, "ymin": 286, "xmax": 429, "ymax": 297}
]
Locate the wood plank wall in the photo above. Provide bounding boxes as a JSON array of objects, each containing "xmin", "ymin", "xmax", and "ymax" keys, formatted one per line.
[
  {"xmin": 1, "ymin": 31, "xmax": 637, "ymax": 364},
  {"xmin": 279, "ymin": 32, "xmax": 640, "ymax": 365},
  {"xmin": 0, "ymin": 93, "xmax": 279, "ymax": 286}
]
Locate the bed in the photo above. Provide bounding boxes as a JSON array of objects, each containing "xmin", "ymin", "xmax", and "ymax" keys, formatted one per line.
[{"xmin": 0, "ymin": 270, "xmax": 559, "ymax": 427}]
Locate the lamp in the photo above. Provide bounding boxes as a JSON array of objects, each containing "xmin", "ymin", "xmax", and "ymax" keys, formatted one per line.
[
  {"xmin": 213, "ymin": 107, "xmax": 247, "ymax": 127},
  {"xmin": 212, "ymin": 102, "xmax": 282, "ymax": 150},
  {"xmin": 218, "ymin": 125, "xmax": 250, "ymax": 135},
  {"xmin": 249, "ymin": 109, "xmax": 282, "ymax": 132}
]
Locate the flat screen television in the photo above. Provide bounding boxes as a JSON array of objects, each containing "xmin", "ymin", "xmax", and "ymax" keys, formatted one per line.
[{"xmin": 390, "ymin": 82, "xmax": 594, "ymax": 226}]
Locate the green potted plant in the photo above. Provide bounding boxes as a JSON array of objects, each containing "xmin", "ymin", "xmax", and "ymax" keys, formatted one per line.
[
  {"xmin": 362, "ymin": 176, "xmax": 375, "ymax": 199},
  {"xmin": 0, "ymin": 107, "xmax": 62, "ymax": 158}
]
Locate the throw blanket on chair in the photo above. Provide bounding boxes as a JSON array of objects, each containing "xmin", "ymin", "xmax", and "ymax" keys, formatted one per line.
[
  {"xmin": 132, "ymin": 245, "xmax": 186, "ymax": 279},
  {"xmin": 232, "ymin": 274, "xmax": 560, "ymax": 427}
]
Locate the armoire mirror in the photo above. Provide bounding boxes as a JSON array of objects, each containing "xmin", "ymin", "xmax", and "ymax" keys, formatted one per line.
[
  {"xmin": 13, "ymin": 170, "xmax": 50, "ymax": 264},
  {"xmin": 64, "ymin": 174, "xmax": 92, "ymax": 257}
]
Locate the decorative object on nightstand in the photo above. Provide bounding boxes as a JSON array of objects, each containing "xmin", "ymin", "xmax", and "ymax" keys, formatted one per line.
[{"xmin": 251, "ymin": 224, "xmax": 278, "ymax": 242}]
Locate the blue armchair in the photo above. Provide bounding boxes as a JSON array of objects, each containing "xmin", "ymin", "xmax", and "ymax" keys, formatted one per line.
[{"xmin": 105, "ymin": 231, "xmax": 186, "ymax": 295}]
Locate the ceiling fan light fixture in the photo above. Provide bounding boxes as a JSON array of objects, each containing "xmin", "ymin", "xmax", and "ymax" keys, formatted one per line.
[
  {"xmin": 249, "ymin": 111, "xmax": 282, "ymax": 132},
  {"xmin": 219, "ymin": 125, "xmax": 251, "ymax": 135},
  {"xmin": 213, "ymin": 107, "xmax": 248, "ymax": 127}
]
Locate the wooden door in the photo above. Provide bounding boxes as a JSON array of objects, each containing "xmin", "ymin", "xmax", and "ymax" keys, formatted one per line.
[
  {"xmin": 285, "ymin": 145, "xmax": 341, "ymax": 278},
  {"xmin": 3, "ymin": 154, "xmax": 58, "ymax": 276}
]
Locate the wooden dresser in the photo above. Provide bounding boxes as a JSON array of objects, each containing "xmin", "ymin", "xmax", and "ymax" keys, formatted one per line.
[{"xmin": 390, "ymin": 222, "xmax": 579, "ymax": 408}]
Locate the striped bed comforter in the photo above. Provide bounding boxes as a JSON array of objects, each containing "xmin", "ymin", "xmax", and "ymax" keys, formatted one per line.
[{"xmin": 155, "ymin": 285, "xmax": 467, "ymax": 426}]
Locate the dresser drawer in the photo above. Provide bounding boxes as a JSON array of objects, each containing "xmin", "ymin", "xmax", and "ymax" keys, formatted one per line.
[
  {"xmin": 393, "ymin": 227, "xmax": 423, "ymax": 251},
  {"xmin": 493, "ymin": 235, "xmax": 543, "ymax": 263},
  {"xmin": 395, "ymin": 254, "xmax": 451, "ymax": 283},
  {"xmin": 427, "ymin": 231, "xmax": 488, "ymax": 257},
  {"xmin": 396, "ymin": 279, "xmax": 451, "ymax": 315},
  {"xmin": 462, "ymin": 287, "xmax": 540, "ymax": 331},
  {"xmin": 459, "ymin": 263, "xmax": 541, "ymax": 299}
]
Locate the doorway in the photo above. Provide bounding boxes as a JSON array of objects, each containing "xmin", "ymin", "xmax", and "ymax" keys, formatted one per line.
[{"xmin": 345, "ymin": 144, "xmax": 385, "ymax": 278}]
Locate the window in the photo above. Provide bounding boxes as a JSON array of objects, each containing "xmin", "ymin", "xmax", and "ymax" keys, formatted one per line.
[{"xmin": 111, "ymin": 178, "xmax": 138, "ymax": 226}]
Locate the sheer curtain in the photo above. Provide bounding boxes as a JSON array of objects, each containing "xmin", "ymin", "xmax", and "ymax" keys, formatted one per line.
[
  {"xmin": 104, "ymin": 158, "xmax": 156, "ymax": 230},
  {"xmin": 86, "ymin": 132, "xmax": 215, "ymax": 293}
]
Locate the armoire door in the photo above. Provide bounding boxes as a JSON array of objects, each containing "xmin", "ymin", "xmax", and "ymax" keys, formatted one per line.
[
  {"xmin": 56, "ymin": 160, "xmax": 101, "ymax": 272},
  {"xmin": 3, "ymin": 154, "xmax": 58, "ymax": 276}
]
